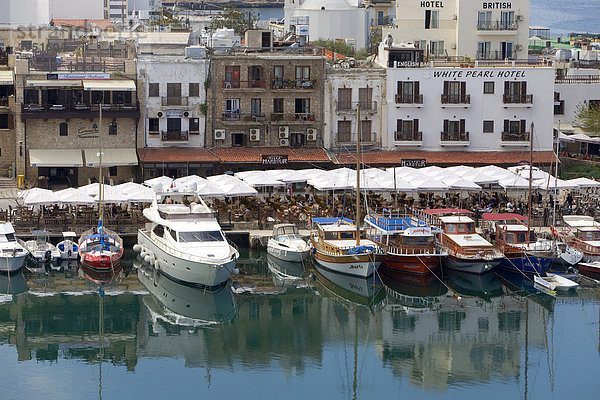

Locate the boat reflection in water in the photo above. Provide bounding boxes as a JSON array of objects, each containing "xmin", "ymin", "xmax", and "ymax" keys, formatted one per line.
[
  {"xmin": 444, "ymin": 269, "xmax": 504, "ymax": 302},
  {"xmin": 0, "ymin": 269, "xmax": 29, "ymax": 296},
  {"xmin": 80, "ymin": 261, "xmax": 123, "ymax": 286},
  {"xmin": 379, "ymin": 266, "xmax": 447, "ymax": 311},
  {"xmin": 312, "ymin": 263, "xmax": 385, "ymax": 309},
  {"xmin": 266, "ymin": 254, "xmax": 306, "ymax": 288},
  {"xmin": 136, "ymin": 258, "xmax": 237, "ymax": 326}
]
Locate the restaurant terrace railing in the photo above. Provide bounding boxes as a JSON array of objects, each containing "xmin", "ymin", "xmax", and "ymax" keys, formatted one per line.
[
  {"xmin": 555, "ymin": 75, "xmax": 600, "ymax": 84},
  {"xmin": 28, "ymin": 55, "xmax": 126, "ymax": 72}
]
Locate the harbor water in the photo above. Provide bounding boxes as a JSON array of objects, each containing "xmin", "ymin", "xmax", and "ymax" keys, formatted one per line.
[{"xmin": 0, "ymin": 249, "xmax": 599, "ymax": 399}]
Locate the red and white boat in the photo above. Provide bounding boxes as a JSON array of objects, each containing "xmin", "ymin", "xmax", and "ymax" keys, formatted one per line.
[
  {"xmin": 562, "ymin": 215, "xmax": 600, "ymax": 263},
  {"xmin": 78, "ymin": 222, "xmax": 124, "ymax": 270},
  {"xmin": 365, "ymin": 209, "xmax": 446, "ymax": 274},
  {"xmin": 576, "ymin": 261, "xmax": 600, "ymax": 280}
]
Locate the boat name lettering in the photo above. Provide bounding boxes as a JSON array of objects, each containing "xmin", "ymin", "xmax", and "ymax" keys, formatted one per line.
[
  {"xmin": 432, "ymin": 70, "xmax": 526, "ymax": 78},
  {"xmin": 349, "ymin": 265, "xmax": 364, "ymax": 269}
]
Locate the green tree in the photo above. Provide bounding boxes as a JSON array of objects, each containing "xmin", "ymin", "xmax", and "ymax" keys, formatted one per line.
[
  {"xmin": 210, "ymin": 7, "xmax": 256, "ymax": 36},
  {"xmin": 575, "ymin": 102, "xmax": 600, "ymax": 135},
  {"xmin": 150, "ymin": 7, "xmax": 182, "ymax": 26}
]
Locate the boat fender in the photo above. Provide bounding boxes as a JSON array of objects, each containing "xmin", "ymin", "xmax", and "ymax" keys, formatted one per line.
[
  {"xmin": 133, "ymin": 244, "xmax": 141, "ymax": 252},
  {"xmin": 233, "ymin": 267, "xmax": 240, "ymax": 275},
  {"xmin": 68, "ymin": 250, "xmax": 72, "ymax": 257},
  {"xmin": 140, "ymin": 250, "xmax": 147, "ymax": 259},
  {"xmin": 44, "ymin": 250, "xmax": 52, "ymax": 262},
  {"xmin": 144, "ymin": 255, "xmax": 151, "ymax": 264},
  {"xmin": 312, "ymin": 247, "xmax": 316, "ymax": 254},
  {"xmin": 155, "ymin": 259, "xmax": 160, "ymax": 269}
]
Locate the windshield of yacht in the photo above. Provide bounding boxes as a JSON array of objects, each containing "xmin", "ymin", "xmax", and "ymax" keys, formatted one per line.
[
  {"xmin": 277, "ymin": 226, "xmax": 299, "ymax": 236},
  {"xmin": 0, "ymin": 233, "xmax": 16, "ymax": 242},
  {"xmin": 178, "ymin": 231, "xmax": 225, "ymax": 242}
]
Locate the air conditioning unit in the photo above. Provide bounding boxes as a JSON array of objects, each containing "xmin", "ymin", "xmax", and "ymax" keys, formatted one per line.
[
  {"xmin": 278, "ymin": 125, "xmax": 289, "ymax": 139},
  {"xmin": 516, "ymin": 15, "xmax": 523, "ymax": 21},
  {"xmin": 157, "ymin": 111, "xmax": 163, "ymax": 118},
  {"xmin": 279, "ymin": 138, "xmax": 290, "ymax": 147},
  {"xmin": 515, "ymin": 44, "xmax": 522, "ymax": 51},
  {"xmin": 249, "ymin": 128, "xmax": 260, "ymax": 141},
  {"xmin": 183, "ymin": 111, "xmax": 190, "ymax": 118},
  {"xmin": 307, "ymin": 128, "xmax": 317, "ymax": 141},
  {"xmin": 214, "ymin": 129, "xmax": 225, "ymax": 140}
]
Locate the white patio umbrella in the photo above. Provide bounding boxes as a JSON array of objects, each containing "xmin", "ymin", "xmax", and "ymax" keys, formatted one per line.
[
  {"xmin": 267, "ymin": 169, "xmax": 308, "ymax": 183},
  {"xmin": 534, "ymin": 177, "xmax": 579, "ymax": 191},
  {"xmin": 207, "ymin": 175, "xmax": 258, "ymax": 197},
  {"xmin": 443, "ymin": 177, "xmax": 482, "ymax": 191},
  {"xmin": 94, "ymin": 185, "xmax": 128, "ymax": 203},
  {"xmin": 196, "ymin": 180, "xmax": 227, "ymax": 197},
  {"xmin": 498, "ymin": 175, "xmax": 535, "ymax": 189},
  {"xmin": 241, "ymin": 171, "xmax": 286, "ymax": 188},
  {"xmin": 445, "ymin": 165, "xmax": 476, "ymax": 177},
  {"xmin": 22, "ymin": 188, "xmax": 60, "ymax": 205},
  {"xmin": 55, "ymin": 188, "xmax": 95, "ymax": 205},
  {"xmin": 123, "ymin": 185, "xmax": 156, "ymax": 202},
  {"xmin": 144, "ymin": 175, "xmax": 174, "ymax": 187},
  {"xmin": 461, "ymin": 170, "xmax": 499, "ymax": 185},
  {"xmin": 566, "ymin": 177, "xmax": 600, "ymax": 188},
  {"xmin": 411, "ymin": 178, "xmax": 449, "ymax": 192},
  {"xmin": 78, "ymin": 182, "xmax": 102, "ymax": 196}
]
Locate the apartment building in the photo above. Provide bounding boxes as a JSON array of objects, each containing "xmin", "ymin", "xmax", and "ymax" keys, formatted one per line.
[
  {"xmin": 0, "ymin": 53, "xmax": 16, "ymax": 178},
  {"xmin": 384, "ymin": 0, "xmax": 530, "ymax": 60}
]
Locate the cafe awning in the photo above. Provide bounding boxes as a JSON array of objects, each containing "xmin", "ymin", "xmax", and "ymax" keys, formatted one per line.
[
  {"xmin": 84, "ymin": 148, "xmax": 138, "ymax": 167},
  {"xmin": 0, "ymin": 70, "xmax": 14, "ymax": 85},
  {"xmin": 83, "ymin": 80, "xmax": 136, "ymax": 91},
  {"xmin": 26, "ymin": 80, "xmax": 82, "ymax": 87},
  {"xmin": 29, "ymin": 149, "xmax": 83, "ymax": 167}
]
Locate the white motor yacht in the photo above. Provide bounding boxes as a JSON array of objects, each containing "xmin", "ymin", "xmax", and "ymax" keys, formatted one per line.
[
  {"xmin": 267, "ymin": 223, "xmax": 310, "ymax": 263},
  {"xmin": 134, "ymin": 193, "xmax": 239, "ymax": 287},
  {"xmin": 0, "ymin": 222, "xmax": 29, "ymax": 272},
  {"xmin": 24, "ymin": 230, "xmax": 61, "ymax": 264},
  {"xmin": 57, "ymin": 231, "xmax": 79, "ymax": 260}
]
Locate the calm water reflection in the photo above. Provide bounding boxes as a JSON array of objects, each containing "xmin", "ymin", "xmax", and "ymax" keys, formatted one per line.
[{"xmin": 0, "ymin": 249, "xmax": 599, "ymax": 399}]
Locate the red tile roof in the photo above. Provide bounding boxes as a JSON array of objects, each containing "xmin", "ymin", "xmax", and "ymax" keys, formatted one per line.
[
  {"xmin": 210, "ymin": 147, "xmax": 331, "ymax": 163},
  {"xmin": 334, "ymin": 151, "xmax": 556, "ymax": 166},
  {"xmin": 52, "ymin": 19, "xmax": 113, "ymax": 30},
  {"xmin": 138, "ymin": 147, "xmax": 220, "ymax": 163}
]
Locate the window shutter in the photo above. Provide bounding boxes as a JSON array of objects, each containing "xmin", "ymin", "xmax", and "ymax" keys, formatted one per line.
[
  {"xmin": 459, "ymin": 119, "xmax": 465, "ymax": 133},
  {"xmin": 504, "ymin": 81, "xmax": 510, "ymax": 95},
  {"xmin": 460, "ymin": 81, "xmax": 466, "ymax": 97},
  {"xmin": 397, "ymin": 81, "xmax": 403, "ymax": 95},
  {"xmin": 443, "ymin": 81, "xmax": 449, "ymax": 95},
  {"xmin": 8, "ymin": 114, "xmax": 14, "ymax": 130},
  {"xmin": 520, "ymin": 119, "xmax": 526, "ymax": 133},
  {"xmin": 521, "ymin": 81, "xmax": 527, "ymax": 95},
  {"xmin": 413, "ymin": 119, "xmax": 419, "ymax": 134},
  {"xmin": 504, "ymin": 119, "xmax": 509, "ymax": 133},
  {"xmin": 397, "ymin": 119, "xmax": 403, "ymax": 132},
  {"xmin": 443, "ymin": 119, "xmax": 449, "ymax": 132},
  {"xmin": 414, "ymin": 81, "xmax": 420, "ymax": 100}
]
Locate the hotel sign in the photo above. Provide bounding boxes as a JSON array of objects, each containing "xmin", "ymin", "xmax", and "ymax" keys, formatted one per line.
[
  {"xmin": 401, "ymin": 158, "xmax": 426, "ymax": 168},
  {"xmin": 432, "ymin": 70, "xmax": 527, "ymax": 78},
  {"xmin": 47, "ymin": 73, "xmax": 110, "ymax": 80},
  {"xmin": 262, "ymin": 155, "xmax": 288, "ymax": 165}
]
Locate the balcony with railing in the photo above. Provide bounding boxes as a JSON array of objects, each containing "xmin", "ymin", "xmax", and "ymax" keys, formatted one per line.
[
  {"xmin": 161, "ymin": 130, "xmax": 189, "ymax": 141},
  {"xmin": 271, "ymin": 79, "xmax": 316, "ymax": 90},
  {"xmin": 501, "ymin": 131, "xmax": 530, "ymax": 146},
  {"xmin": 294, "ymin": 112, "xmax": 316, "ymax": 121},
  {"xmin": 503, "ymin": 94, "xmax": 533, "ymax": 106},
  {"xmin": 161, "ymin": 96, "xmax": 189, "ymax": 107},
  {"xmin": 222, "ymin": 80, "xmax": 266, "ymax": 90},
  {"xmin": 222, "ymin": 112, "xmax": 266, "ymax": 122},
  {"xmin": 395, "ymin": 94, "xmax": 423, "ymax": 106},
  {"xmin": 336, "ymin": 101, "xmax": 378, "ymax": 112},
  {"xmin": 440, "ymin": 131, "xmax": 470, "ymax": 146},
  {"xmin": 477, "ymin": 21, "xmax": 518, "ymax": 33},
  {"xmin": 28, "ymin": 54, "xmax": 126, "ymax": 72},
  {"xmin": 21, "ymin": 103, "xmax": 139, "ymax": 119},
  {"xmin": 394, "ymin": 131, "xmax": 423, "ymax": 146},
  {"xmin": 441, "ymin": 94, "xmax": 471, "ymax": 106}
]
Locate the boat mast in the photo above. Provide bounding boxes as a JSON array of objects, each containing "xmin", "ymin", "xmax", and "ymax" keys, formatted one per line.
[
  {"xmin": 553, "ymin": 121, "xmax": 560, "ymax": 228},
  {"xmin": 527, "ymin": 122, "xmax": 534, "ymax": 242},
  {"xmin": 356, "ymin": 104, "xmax": 361, "ymax": 247},
  {"xmin": 98, "ymin": 97, "xmax": 103, "ymax": 226}
]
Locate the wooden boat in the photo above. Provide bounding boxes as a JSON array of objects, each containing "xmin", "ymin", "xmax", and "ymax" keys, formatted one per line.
[
  {"xmin": 364, "ymin": 209, "xmax": 446, "ymax": 274},
  {"xmin": 534, "ymin": 273, "xmax": 579, "ymax": 292},
  {"xmin": 483, "ymin": 213, "xmax": 554, "ymax": 275},
  {"xmin": 78, "ymin": 225, "xmax": 124, "ymax": 270},
  {"xmin": 418, "ymin": 209, "xmax": 503, "ymax": 274},
  {"xmin": 311, "ymin": 217, "xmax": 383, "ymax": 278},
  {"xmin": 562, "ymin": 215, "xmax": 600, "ymax": 262},
  {"xmin": 576, "ymin": 261, "xmax": 600, "ymax": 280}
]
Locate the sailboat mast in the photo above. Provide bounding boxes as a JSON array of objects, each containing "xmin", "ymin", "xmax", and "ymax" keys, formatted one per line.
[
  {"xmin": 527, "ymin": 122, "xmax": 534, "ymax": 238},
  {"xmin": 98, "ymin": 99, "xmax": 103, "ymax": 224},
  {"xmin": 553, "ymin": 121, "xmax": 560, "ymax": 227},
  {"xmin": 356, "ymin": 104, "xmax": 361, "ymax": 247}
]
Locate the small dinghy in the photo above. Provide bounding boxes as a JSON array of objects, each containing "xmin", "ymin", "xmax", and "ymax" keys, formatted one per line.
[{"xmin": 534, "ymin": 273, "xmax": 579, "ymax": 292}]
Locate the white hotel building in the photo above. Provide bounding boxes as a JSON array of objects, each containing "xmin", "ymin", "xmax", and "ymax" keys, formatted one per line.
[
  {"xmin": 384, "ymin": 0, "xmax": 530, "ymax": 60},
  {"xmin": 378, "ymin": 43, "xmax": 555, "ymax": 153}
]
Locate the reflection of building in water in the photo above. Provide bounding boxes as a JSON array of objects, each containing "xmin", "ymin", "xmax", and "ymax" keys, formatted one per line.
[{"xmin": 376, "ymin": 293, "xmax": 552, "ymax": 391}]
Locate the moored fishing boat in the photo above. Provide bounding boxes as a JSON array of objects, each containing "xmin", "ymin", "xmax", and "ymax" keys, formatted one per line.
[
  {"xmin": 576, "ymin": 261, "xmax": 600, "ymax": 280},
  {"xmin": 364, "ymin": 209, "xmax": 446, "ymax": 274},
  {"xmin": 311, "ymin": 217, "xmax": 383, "ymax": 278},
  {"xmin": 25, "ymin": 230, "xmax": 61, "ymax": 264},
  {"xmin": 483, "ymin": 213, "xmax": 554, "ymax": 275},
  {"xmin": 534, "ymin": 273, "xmax": 579, "ymax": 292},
  {"xmin": 0, "ymin": 222, "xmax": 29, "ymax": 272},
  {"xmin": 562, "ymin": 215, "xmax": 600, "ymax": 263},
  {"xmin": 418, "ymin": 209, "xmax": 503, "ymax": 274},
  {"xmin": 78, "ymin": 224, "xmax": 124, "ymax": 270},
  {"xmin": 266, "ymin": 223, "xmax": 310, "ymax": 262}
]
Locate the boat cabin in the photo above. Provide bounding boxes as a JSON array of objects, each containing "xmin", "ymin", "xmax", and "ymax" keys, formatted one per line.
[
  {"xmin": 364, "ymin": 211, "xmax": 436, "ymax": 251},
  {"xmin": 273, "ymin": 224, "xmax": 300, "ymax": 238},
  {"xmin": 496, "ymin": 224, "xmax": 537, "ymax": 245},
  {"xmin": 438, "ymin": 216, "xmax": 477, "ymax": 235},
  {"xmin": 0, "ymin": 222, "xmax": 16, "ymax": 243},
  {"xmin": 574, "ymin": 226, "xmax": 600, "ymax": 242},
  {"xmin": 151, "ymin": 223, "xmax": 226, "ymax": 244},
  {"xmin": 312, "ymin": 218, "xmax": 377, "ymax": 256}
]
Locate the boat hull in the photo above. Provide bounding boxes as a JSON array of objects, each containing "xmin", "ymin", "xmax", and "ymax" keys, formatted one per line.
[
  {"xmin": 267, "ymin": 241, "xmax": 310, "ymax": 263},
  {"xmin": 443, "ymin": 254, "xmax": 501, "ymax": 274},
  {"xmin": 383, "ymin": 252, "xmax": 443, "ymax": 274},
  {"xmin": 0, "ymin": 254, "xmax": 28, "ymax": 272},
  {"xmin": 137, "ymin": 230, "xmax": 237, "ymax": 287},
  {"xmin": 500, "ymin": 254, "xmax": 553, "ymax": 275},
  {"xmin": 312, "ymin": 250, "xmax": 381, "ymax": 278},
  {"xmin": 577, "ymin": 262, "xmax": 600, "ymax": 280}
]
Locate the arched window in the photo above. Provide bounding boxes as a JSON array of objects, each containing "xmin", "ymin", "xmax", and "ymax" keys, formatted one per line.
[{"xmin": 59, "ymin": 122, "xmax": 68, "ymax": 136}]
